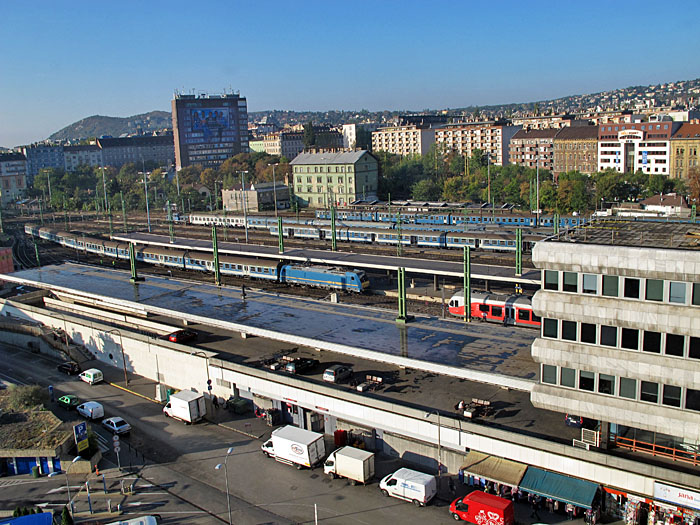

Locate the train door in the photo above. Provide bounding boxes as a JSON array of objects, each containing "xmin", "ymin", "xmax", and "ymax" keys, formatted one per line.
[
  {"xmin": 410, "ymin": 235, "xmax": 417, "ymax": 245},
  {"xmin": 505, "ymin": 306, "xmax": 515, "ymax": 325}
]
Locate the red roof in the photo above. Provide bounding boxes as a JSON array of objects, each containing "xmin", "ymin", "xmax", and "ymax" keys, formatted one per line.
[{"xmin": 641, "ymin": 193, "xmax": 688, "ymax": 208}]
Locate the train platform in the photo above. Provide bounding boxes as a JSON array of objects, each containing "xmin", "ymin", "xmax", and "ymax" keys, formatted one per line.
[{"xmin": 4, "ymin": 263, "xmax": 538, "ymax": 391}]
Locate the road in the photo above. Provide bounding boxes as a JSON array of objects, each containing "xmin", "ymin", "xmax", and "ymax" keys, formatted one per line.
[{"xmin": 0, "ymin": 343, "xmax": 467, "ymax": 524}]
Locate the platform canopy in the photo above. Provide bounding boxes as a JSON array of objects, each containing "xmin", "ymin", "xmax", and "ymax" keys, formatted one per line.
[
  {"xmin": 519, "ymin": 466, "xmax": 599, "ymax": 508},
  {"xmin": 460, "ymin": 450, "xmax": 528, "ymax": 487}
]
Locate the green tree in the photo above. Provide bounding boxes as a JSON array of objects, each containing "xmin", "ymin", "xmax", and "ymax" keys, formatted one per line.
[
  {"xmin": 61, "ymin": 506, "xmax": 75, "ymax": 525},
  {"xmin": 688, "ymin": 166, "xmax": 700, "ymax": 204},
  {"xmin": 303, "ymin": 121, "xmax": 316, "ymax": 148},
  {"xmin": 411, "ymin": 179, "xmax": 441, "ymax": 200}
]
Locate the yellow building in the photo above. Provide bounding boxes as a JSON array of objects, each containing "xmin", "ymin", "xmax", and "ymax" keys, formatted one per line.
[{"xmin": 670, "ymin": 123, "xmax": 700, "ymax": 179}]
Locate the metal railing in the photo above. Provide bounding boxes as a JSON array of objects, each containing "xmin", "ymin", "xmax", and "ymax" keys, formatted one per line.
[{"xmin": 611, "ymin": 434, "xmax": 700, "ymax": 466}]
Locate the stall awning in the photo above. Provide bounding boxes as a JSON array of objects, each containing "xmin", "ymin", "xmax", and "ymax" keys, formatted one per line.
[
  {"xmin": 460, "ymin": 451, "xmax": 528, "ymax": 487},
  {"xmin": 519, "ymin": 467, "xmax": 599, "ymax": 509}
]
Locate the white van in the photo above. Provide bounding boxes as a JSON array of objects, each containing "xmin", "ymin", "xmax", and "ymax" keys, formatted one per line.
[
  {"xmin": 106, "ymin": 516, "xmax": 159, "ymax": 525},
  {"xmin": 379, "ymin": 468, "xmax": 437, "ymax": 507},
  {"xmin": 77, "ymin": 401, "xmax": 104, "ymax": 420},
  {"xmin": 79, "ymin": 368, "xmax": 104, "ymax": 385}
]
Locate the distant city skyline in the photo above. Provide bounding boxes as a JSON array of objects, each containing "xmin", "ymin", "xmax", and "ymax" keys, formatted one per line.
[{"xmin": 1, "ymin": 0, "xmax": 699, "ymax": 147}]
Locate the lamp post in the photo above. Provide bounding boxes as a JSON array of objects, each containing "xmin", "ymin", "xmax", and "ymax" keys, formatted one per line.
[
  {"xmin": 102, "ymin": 166, "xmax": 108, "ymax": 215},
  {"xmin": 106, "ymin": 329, "xmax": 128, "ymax": 386},
  {"xmin": 214, "ymin": 447, "xmax": 235, "ymax": 525},
  {"xmin": 142, "ymin": 158, "xmax": 151, "ymax": 233},
  {"xmin": 64, "ymin": 455, "xmax": 82, "ymax": 515},
  {"xmin": 239, "ymin": 170, "xmax": 249, "ymax": 243},
  {"xmin": 47, "ymin": 170, "xmax": 52, "ymax": 204},
  {"xmin": 269, "ymin": 163, "xmax": 280, "ymax": 218},
  {"xmin": 424, "ymin": 411, "xmax": 442, "ymax": 484},
  {"xmin": 191, "ymin": 350, "xmax": 211, "ymax": 394}
]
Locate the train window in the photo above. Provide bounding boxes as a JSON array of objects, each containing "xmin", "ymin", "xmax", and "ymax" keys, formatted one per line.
[
  {"xmin": 662, "ymin": 385, "xmax": 682, "ymax": 407},
  {"xmin": 541, "ymin": 364, "xmax": 557, "ymax": 385},
  {"xmin": 600, "ymin": 325, "xmax": 617, "ymax": 347},
  {"xmin": 532, "ymin": 313, "xmax": 541, "ymax": 323},
  {"xmin": 562, "ymin": 321, "xmax": 576, "ymax": 341},
  {"xmin": 491, "ymin": 306, "xmax": 502, "ymax": 317},
  {"xmin": 560, "ymin": 367, "xmax": 576, "ymax": 388},
  {"xmin": 645, "ymin": 279, "xmax": 663, "ymax": 301},
  {"xmin": 640, "ymin": 381, "xmax": 659, "ymax": 403},
  {"xmin": 665, "ymin": 334, "xmax": 685, "ymax": 357},
  {"xmin": 543, "ymin": 318, "xmax": 558, "ymax": 338},
  {"xmin": 643, "ymin": 331, "xmax": 661, "ymax": 353},
  {"xmin": 478, "ymin": 304, "xmax": 489, "ymax": 313},
  {"xmin": 562, "ymin": 272, "xmax": 578, "ymax": 293},
  {"xmin": 517, "ymin": 310, "xmax": 530, "ymax": 321},
  {"xmin": 581, "ymin": 323, "xmax": 597, "ymax": 344},
  {"xmin": 579, "ymin": 371, "xmax": 595, "ymax": 392},
  {"xmin": 668, "ymin": 282, "xmax": 686, "ymax": 304},
  {"xmin": 599, "ymin": 374, "xmax": 615, "ymax": 395},
  {"xmin": 602, "ymin": 275, "xmax": 619, "ymax": 297},
  {"xmin": 621, "ymin": 328, "xmax": 639, "ymax": 350},
  {"xmin": 690, "ymin": 337, "xmax": 700, "ymax": 359},
  {"xmin": 624, "ymin": 278, "xmax": 640, "ymax": 299},
  {"xmin": 544, "ymin": 270, "xmax": 558, "ymax": 291},
  {"xmin": 619, "ymin": 377, "xmax": 637, "ymax": 399},
  {"xmin": 582, "ymin": 274, "xmax": 597, "ymax": 294}
]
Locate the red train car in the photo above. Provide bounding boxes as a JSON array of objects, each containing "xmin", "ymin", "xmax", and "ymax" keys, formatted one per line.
[{"xmin": 448, "ymin": 290, "xmax": 541, "ymax": 328}]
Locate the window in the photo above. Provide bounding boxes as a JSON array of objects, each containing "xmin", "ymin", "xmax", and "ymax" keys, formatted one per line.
[
  {"xmin": 599, "ymin": 374, "xmax": 615, "ymax": 395},
  {"xmin": 645, "ymin": 279, "xmax": 663, "ymax": 301},
  {"xmin": 491, "ymin": 306, "xmax": 502, "ymax": 318},
  {"xmin": 665, "ymin": 334, "xmax": 685, "ymax": 357},
  {"xmin": 518, "ymin": 310, "xmax": 530, "ymax": 321},
  {"xmin": 543, "ymin": 318, "xmax": 558, "ymax": 338},
  {"xmin": 542, "ymin": 365, "xmax": 557, "ymax": 384},
  {"xmin": 562, "ymin": 320, "xmax": 577, "ymax": 341},
  {"xmin": 582, "ymin": 274, "xmax": 597, "ymax": 294},
  {"xmin": 560, "ymin": 367, "xmax": 576, "ymax": 388},
  {"xmin": 662, "ymin": 385, "xmax": 681, "ymax": 407},
  {"xmin": 640, "ymin": 381, "xmax": 659, "ymax": 403},
  {"xmin": 563, "ymin": 272, "xmax": 578, "ymax": 293},
  {"xmin": 624, "ymin": 278, "xmax": 640, "ymax": 299},
  {"xmin": 686, "ymin": 389, "xmax": 700, "ymax": 412},
  {"xmin": 643, "ymin": 331, "xmax": 661, "ymax": 353},
  {"xmin": 689, "ymin": 337, "xmax": 700, "ymax": 359},
  {"xmin": 669, "ymin": 282, "xmax": 686, "ymax": 304},
  {"xmin": 621, "ymin": 328, "xmax": 639, "ymax": 350},
  {"xmin": 579, "ymin": 371, "xmax": 595, "ymax": 391},
  {"xmin": 544, "ymin": 270, "xmax": 558, "ymax": 290},
  {"xmin": 619, "ymin": 377, "xmax": 637, "ymax": 399},
  {"xmin": 603, "ymin": 275, "xmax": 619, "ymax": 297},
  {"xmin": 600, "ymin": 325, "xmax": 617, "ymax": 347},
  {"xmin": 581, "ymin": 323, "xmax": 596, "ymax": 344},
  {"xmin": 693, "ymin": 283, "xmax": 700, "ymax": 306}
]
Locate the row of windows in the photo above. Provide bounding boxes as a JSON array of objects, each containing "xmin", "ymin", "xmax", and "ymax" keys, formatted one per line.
[
  {"xmin": 293, "ymin": 165, "xmax": 355, "ymax": 173},
  {"xmin": 542, "ymin": 318, "xmax": 699, "ymax": 359},
  {"xmin": 297, "ymin": 176, "xmax": 355, "ymax": 184},
  {"xmin": 543, "ymin": 270, "xmax": 700, "ymax": 307},
  {"xmin": 541, "ymin": 365, "xmax": 700, "ymax": 411}
]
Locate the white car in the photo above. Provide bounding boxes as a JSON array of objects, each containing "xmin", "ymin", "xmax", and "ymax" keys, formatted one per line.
[
  {"xmin": 77, "ymin": 401, "xmax": 104, "ymax": 420},
  {"xmin": 102, "ymin": 416, "xmax": 131, "ymax": 435}
]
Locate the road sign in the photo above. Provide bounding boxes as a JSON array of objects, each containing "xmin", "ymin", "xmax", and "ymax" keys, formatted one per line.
[
  {"xmin": 73, "ymin": 422, "xmax": 89, "ymax": 453},
  {"xmin": 642, "ymin": 151, "xmax": 648, "ymax": 165},
  {"xmin": 112, "ymin": 435, "xmax": 120, "ymax": 442}
]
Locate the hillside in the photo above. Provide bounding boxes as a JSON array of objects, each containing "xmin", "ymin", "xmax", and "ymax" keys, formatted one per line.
[{"xmin": 48, "ymin": 110, "xmax": 171, "ymax": 141}]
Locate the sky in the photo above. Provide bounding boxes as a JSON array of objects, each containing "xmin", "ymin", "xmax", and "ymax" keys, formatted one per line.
[{"xmin": 1, "ymin": 0, "xmax": 699, "ymax": 147}]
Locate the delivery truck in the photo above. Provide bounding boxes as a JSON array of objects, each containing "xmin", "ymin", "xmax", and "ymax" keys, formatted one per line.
[
  {"xmin": 163, "ymin": 390, "xmax": 206, "ymax": 424},
  {"xmin": 261, "ymin": 425, "xmax": 325, "ymax": 469},
  {"xmin": 449, "ymin": 490, "xmax": 515, "ymax": 525},
  {"xmin": 379, "ymin": 468, "xmax": 437, "ymax": 507},
  {"xmin": 324, "ymin": 446, "xmax": 375, "ymax": 485}
]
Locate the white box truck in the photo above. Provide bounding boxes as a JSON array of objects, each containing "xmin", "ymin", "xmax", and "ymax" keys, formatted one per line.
[
  {"xmin": 379, "ymin": 468, "xmax": 437, "ymax": 507},
  {"xmin": 261, "ymin": 425, "xmax": 325, "ymax": 469},
  {"xmin": 324, "ymin": 446, "xmax": 375, "ymax": 485},
  {"xmin": 163, "ymin": 390, "xmax": 206, "ymax": 424}
]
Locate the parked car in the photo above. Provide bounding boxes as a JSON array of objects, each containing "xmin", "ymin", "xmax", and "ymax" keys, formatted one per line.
[
  {"xmin": 79, "ymin": 368, "xmax": 103, "ymax": 385},
  {"xmin": 57, "ymin": 394, "xmax": 80, "ymax": 410},
  {"xmin": 57, "ymin": 362, "xmax": 82, "ymax": 375},
  {"xmin": 77, "ymin": 401, "xmax": 104, "ymax": 420},
  {"xmin": 102, "ymin": 416, "xmax": 131, "ymax": 435},
  {"xmin": 323, "ymin": 365, "xmax": 353, "ymax": 383},
  {"xmin": 565, "ymin": 414, "xmax": 584, "ymax": 428},
  {"xmin": 167, "ymin": 329, "xmax": 198, "ymax": 343},
  {"xmin": 285, "ymin": 358, "xmax": 319, "ymax": 374}
]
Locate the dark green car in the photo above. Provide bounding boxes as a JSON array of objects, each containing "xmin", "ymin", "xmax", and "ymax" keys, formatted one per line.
[{"xmin": 57, "ymin": 394, "xmax": 80, "ymax": 410}]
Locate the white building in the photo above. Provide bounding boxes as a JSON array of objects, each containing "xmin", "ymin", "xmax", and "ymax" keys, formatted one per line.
[
  {"xmin": 434, "ymin": 122, "xmax": 521, "ymax": 166},
  {"xmin": 371, "ymin": 125, "xmax": 436, "ymax": 156},
  {"xmin": 63, "ymin": 145, "xmax": 103, "ymax": 172},
  {"xmin": 341, "ymin": 123, "xmax": 379, "ymax": 149},
  {"xmin": 598, "ymin": 122, "xmax": 681, "ymax": 175},
  {"xmin": 0, "ymin": 152, "xmax": 27, "ymax": 205}
]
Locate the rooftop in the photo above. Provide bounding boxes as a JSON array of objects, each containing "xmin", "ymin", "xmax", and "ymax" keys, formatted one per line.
[
  {"xmin": 290, "ymin": 150, "xmax": 372, "ymax": 165},
  {"xmin": 547, "ymin": 218, "xmax": 700, "ymax": 250}
]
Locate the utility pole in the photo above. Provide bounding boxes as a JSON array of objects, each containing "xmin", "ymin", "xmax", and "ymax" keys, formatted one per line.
[
  {"xmin": 240, "ymin": 170, "xmax": 249, "ymax": 243},
  {"xmin": 102, "ymin": 166, "xmax": 108, "ymax": 214},
  {"xmin": 270, "ymin": 163, "xmax": 279, "ymax": 218},
  {"xmin": 143, "ymin": 160, "xmax": 151, "ymax": 233},
  {"xmin": 536, "ymin": 150, "xmax": 540, "ymax": 228},
  {"xmin": 121, "ymin": 191, "xmax": 127, "ymax": 233}
]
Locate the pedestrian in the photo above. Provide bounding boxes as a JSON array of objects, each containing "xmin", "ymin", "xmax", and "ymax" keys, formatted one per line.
[
  {"xmin": 457, "ymin": 400, "xmax": 466, "ymax": 411},
  {"xmin": 212, "ymin": 396, "xmax": 219, "ymax": 409},
  {"xmin": 448, "ymin": 477, "xmax": 456, "ymax": 495},
  {"xmin": 567, "ymin": 503, "xmax": 575, "ymax": 520},
  {"xmin": 547, "ymin": 497, "xmax": 554, "ymax": 513},
  {"xmin": 241, "ymin": 284, "xmax": 247, "ymax": 300},
  {"xmin": 531, "ymin": 495, "xmax": 541, "ymax": 520}
]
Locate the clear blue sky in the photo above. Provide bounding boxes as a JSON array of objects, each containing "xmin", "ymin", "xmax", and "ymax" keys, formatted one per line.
[{"xmin": 1, "ymin": 0, "xmax": 699, "ymax": 147}]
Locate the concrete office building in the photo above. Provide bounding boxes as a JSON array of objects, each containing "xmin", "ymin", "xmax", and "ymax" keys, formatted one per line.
[
  {"xmin": 0, "ymin": 152, "xmax": 27, "ymax": 206},
  {"xmin": 290, "ymin": 150, "xmax": 378, "ymax": 207},
  {"xmin": 21, "ymin": 143, "xmax": 64, "ymax": 183},
  {"xmin": 531, "ymin": 220, "xmax": 700, "ymax": 454},
  {"xmin": 434, "ymin": 122, "xmax": 521, "ymax": 166},
  {"xmin": 372, "ymin": 125, "xmax": 436, "ymax": 156},
  {"xmin": 97, "ymin": 134, "xmax": 175, "ymax": 169},
  {"xmin": 172, "ymin": 92, "xmax": 248, "ymax": 170},
  {"xmin": 598, "ymin": 122, "xmax": 681, "ymax": 175}
]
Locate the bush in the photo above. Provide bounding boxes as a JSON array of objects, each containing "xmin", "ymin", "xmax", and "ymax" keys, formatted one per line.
[
  {"xmin": 61, "ymin": 506, "xmax": 74, "ymax": 525},
  {"xmin": 7, "ymin": 385, "xmax": 48, "ymax": 411}
]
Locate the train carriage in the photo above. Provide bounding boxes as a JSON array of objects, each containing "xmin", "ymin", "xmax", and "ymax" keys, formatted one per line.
[
  {"xmin": 138, "ymin": 246, "xmax": 187, "ymax": 269},
  {"xmin": 103, "ymin": 240, "xmax": 131, "ymax": 260},
  {"xmin": 280, "ymin": 264, "xmax": 369, "ymax": 292},
  {"xmin": 448, "ymin": 290, "xmax": 540, "ymax": 328},
  {"xmin": 218, "ymin": 254, "xmax": 279, "ymax": 280},
  {"xmin": 445, "ymin": 231, "xmax": 479, "ymax": 249}
]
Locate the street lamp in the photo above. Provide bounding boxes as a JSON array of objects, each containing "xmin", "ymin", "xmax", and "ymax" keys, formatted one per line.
[
  {"xmin": 214, "ymin": 447, "xmax": 235, "ymax": 525},
  {"xmin": 424, "ymin": 411, "xmax": 442, "ymax": 482},
  {"xmin": 239, "ymin": 171, "xmax": 249, "ymax": 243},
  {"xmin": 106, "ymin": 329, "xmax": 128, "ymax": 386},
  {"xmin": 102, "ymin": 166, "xmax": 108, "ymax": 215},
  {"xmin": 142, "ymin": 158, "xmax": 151, "ymax": 233},
  {"xmin": 268, "ymin": 163, "xmax": 280, "ymax": 218},
  {"xmin": 64, "ymin": 455, "xmax": 82, "ymax": 515}
]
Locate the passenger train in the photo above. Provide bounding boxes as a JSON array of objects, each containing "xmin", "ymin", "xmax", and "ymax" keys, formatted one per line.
[
  {"xmin": 447, "ymin": 290, "xmax": 541, "ymax": 328},
  {"xmin": 25, "ymin": 226, "xmax": 369, "ymax": 293}
]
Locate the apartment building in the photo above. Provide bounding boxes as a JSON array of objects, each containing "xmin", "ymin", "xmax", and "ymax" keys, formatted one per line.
[
  {"xmin": 531, "ymin": 220, "xmax": 700, "ymax": 456},
  {"xmin": 63, "ymin": 145, "xmax": 103, "ymax": 172},
  {"xmin": 290, "ymin": 150, "xmax": 378, "ymax": 207},
  {"xmin": 372, "ymin": 125, "xmax": 436, "ymax": 156},
  {"xmin": 510, "ymin": 114, "xmax": 577, "ymax": 130},
  {"xmin": 598, "ymin": 122, "xmax": 681, "ymax": 175},
  {"xmin": 509, "ymin": 128, "xmax": 560, "ymax": 171},
  {"xmin": 97, "ymin": 134, "xmax": 174, "ymax": 169},
  {"xmin": 670, "ymin": 122, "xmax": 700, "ymax": 179},
  {"xmin": 21, "ymin": 143, "xmax": 64, "ymax": 182},
  {"xmin": 552, "ymin": 126, "xmax": 599, "ymax": 177},
  {"xmin": 434, "ymin": 122, "xmax": 521, "ymax": 166},
  {"xmin": 0, "ymin": 152, "xmax": 27, "ymax": 206}
]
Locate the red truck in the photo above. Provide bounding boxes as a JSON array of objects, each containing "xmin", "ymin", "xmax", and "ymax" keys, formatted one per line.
[{"xmin": 449, "ymin": 490, "xmax": 515, "ymax": 525}]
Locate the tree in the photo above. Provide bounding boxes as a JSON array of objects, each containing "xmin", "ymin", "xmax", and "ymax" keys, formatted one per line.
[
  {"xmin": 303, "ymin": 121, "xmax": 315, "ymax": 148},
  {"xmin": 61, "ymin": 506, "xmax": 75, "ymax": 525},
  {"xmin": 411, "ymin": 179, "xmax": 441, "ymax": 200},
  {"xmin": 689, "ymin": 166, "xmax": 700, "ymax": 204}
]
